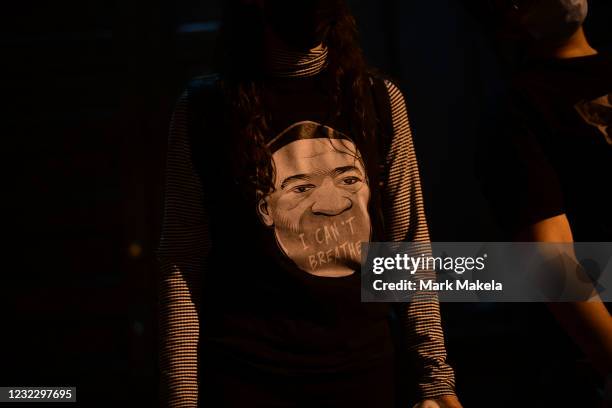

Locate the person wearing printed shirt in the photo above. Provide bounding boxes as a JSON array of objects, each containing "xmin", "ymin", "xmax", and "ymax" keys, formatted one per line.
[
  {"xmin": 481, "ymin": 0, "xmax": 612, "ymax": 405},
  {"xmin": 157, "ymin": 1, "xmax": 462, "ymax": 407}
]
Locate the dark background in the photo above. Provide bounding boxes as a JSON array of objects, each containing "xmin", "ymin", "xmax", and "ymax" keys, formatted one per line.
[{"xmin": 2, "ymin": 0, "xmax": 611, "ymax": 406}]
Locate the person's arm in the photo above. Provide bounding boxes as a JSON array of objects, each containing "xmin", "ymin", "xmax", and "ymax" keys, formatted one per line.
[
  {"xmin": 156, "ymin": 91, "xmax": 210, "ymax": 407},
  {"xmin": 383, "ymin": 80, "xmax": 461, "ymax": 408},
  {"xmin": 518, "ymin": 214, "xmax": 612, "ymax": 378}
]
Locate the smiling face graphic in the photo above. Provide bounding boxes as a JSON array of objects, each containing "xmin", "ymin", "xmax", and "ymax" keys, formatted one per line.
[{"xmin": 257, "ymin": 123, "xmax": 371, "ymax": 277}]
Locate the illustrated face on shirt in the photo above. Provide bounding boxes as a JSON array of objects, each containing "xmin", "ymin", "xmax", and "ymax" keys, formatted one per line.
[{"xmin": 257, "ymin": 123, "xmax": 371, "ymax": 277}]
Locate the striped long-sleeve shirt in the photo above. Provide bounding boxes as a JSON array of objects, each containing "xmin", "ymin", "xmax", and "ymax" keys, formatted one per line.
[{"xmin": 157, "ymin": 45, "xmax": 456, "ymax": 407}]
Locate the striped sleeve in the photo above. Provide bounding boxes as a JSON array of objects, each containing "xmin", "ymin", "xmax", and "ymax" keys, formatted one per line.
[
  {"xmin": 383, "ymin": 79, "xmax": 457, "ymax": 400},
  {"xmin": 156, "ymin": 90, "xmax": 209, "ymax": 407}
]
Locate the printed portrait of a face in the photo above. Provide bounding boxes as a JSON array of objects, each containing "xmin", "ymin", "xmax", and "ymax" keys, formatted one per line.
[{"xmin": 257, "ymin": 121, "xmax": 371, "ymax": 277}]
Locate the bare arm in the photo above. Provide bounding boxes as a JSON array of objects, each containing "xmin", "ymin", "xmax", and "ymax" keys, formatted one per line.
[{"xmin": 519, "ymin": 214, "xmax": 612, "ymax": 377}]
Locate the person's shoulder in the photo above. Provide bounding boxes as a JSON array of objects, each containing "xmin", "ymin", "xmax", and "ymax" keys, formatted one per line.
[
  {"xmin": 501, "ymin": 65, "xmax": 543, "ymax": 112},
  {"xmin": 366, "ymin": 69, "xmax": 402, "ymax": 94},
  {"xmin": 366, "ymin": 69, "xmax": 411, "ymax": 115},
  {"xmin": 508, "ymin": 64, "xmax": 540, "ymax": 94}
]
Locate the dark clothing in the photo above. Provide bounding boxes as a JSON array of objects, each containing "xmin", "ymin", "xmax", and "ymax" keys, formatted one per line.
[
  {"xmin": 200, "ymin": 344, "xmax": 396, "ymax": 408},
  {"xmin": 158, "ymin": 46, "xmax": 456, "ymax": 407},
  {"xmin": 191, "ymin": 72, "xmax": 394, "ymax": 381},
  {"xmin": 482, "ymin": 52, "xmax": 612, "ymax": 241},
  {"xmin": 478, "ymin": 52, "xmax": 612, "ymax": 408}
]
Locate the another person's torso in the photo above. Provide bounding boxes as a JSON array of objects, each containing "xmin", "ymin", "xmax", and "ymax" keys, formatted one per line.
[{"xmin": 511, "ymin": 52, "xmax": 612, "ymax": 241}]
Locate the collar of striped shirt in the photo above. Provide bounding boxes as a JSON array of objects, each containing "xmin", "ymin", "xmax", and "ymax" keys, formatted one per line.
[{"xmin": 267, "ymin": 43, "xmax": 328, "ymax": 78}]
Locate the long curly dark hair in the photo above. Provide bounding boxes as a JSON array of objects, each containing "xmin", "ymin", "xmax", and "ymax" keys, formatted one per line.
[{"xmin": 213, "ymin": 0, "xmax": 374, "ymax": 203}]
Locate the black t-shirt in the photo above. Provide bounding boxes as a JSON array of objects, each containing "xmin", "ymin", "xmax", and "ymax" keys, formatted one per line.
[
  {"xmin": 476, "ymin": 53, "xmax": 612, "ymax": 405},
  {"xmin": 483, "ymin": 52, "xmax": 612, "ymax": 241},
  {"xmin": 190, "ymin": 73, "xmax": 395, "ymax": 378}
]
